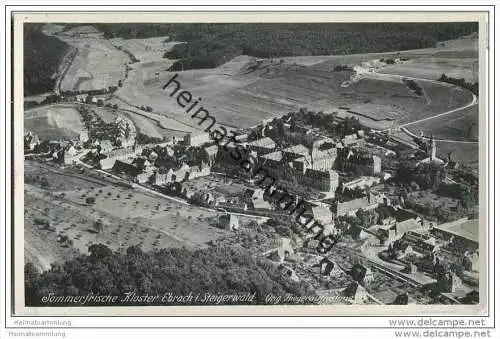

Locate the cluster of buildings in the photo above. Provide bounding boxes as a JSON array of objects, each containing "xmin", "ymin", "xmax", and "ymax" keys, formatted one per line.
[
  {"xmin": 24, "ymin": 129, "xmax": 91, "ymax": 165},
  {"xmin": 24, "ymin": 107, "xmax": 141, "ymax": 167}
]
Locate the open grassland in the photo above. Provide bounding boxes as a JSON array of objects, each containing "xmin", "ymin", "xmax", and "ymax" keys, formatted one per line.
[
  {"xmin": 24, "ymin": 104, "xmax": 83, "ymax": 140},
  {"xmin": 24, "ymin": 161, "xmax": 229, "ymax": 270}
]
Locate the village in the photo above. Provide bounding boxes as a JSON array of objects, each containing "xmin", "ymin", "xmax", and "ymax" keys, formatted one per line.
[{"xmin": 24, "ymin": 94, "xmax": 479, "ymax": 305}]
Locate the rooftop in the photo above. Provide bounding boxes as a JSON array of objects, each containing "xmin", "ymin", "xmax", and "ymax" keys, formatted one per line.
[
  {"xmin": 336, "ymin": 197, "xmax": 371, "ymax": 215},
  {"xmin": 433, "ymin": 218, "xmax": 479, "ymax": 244},
  {"xmin": 204, "ymin": 144, "xmax": 219, "ymax": 155},
  {"xmin": 261, "ymin": 151, "xmax": 283, "ymax": 162},
  {"xmin": 247, "ymin": 137, "xmax": 276, "ymax": 149},
  {"xmin": 284, "ymin": 144, "xmax": 310, "ymax": 157}
]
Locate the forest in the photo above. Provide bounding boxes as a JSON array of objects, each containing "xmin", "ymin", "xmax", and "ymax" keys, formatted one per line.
[
  {"xmin": 161, "ymin": 23, "xmax": 478, "ymax": 71},
  {"xmin": 71, "ymin": 23, "xmax": 478, "ymax": 71},
  {"xmin": 23, "ymin": 23, "xmax": 478, "ymax": 94},
  {"xmin": 25, "ymin": 244, "xmax": 313, "ymax": 306},
  {"xmin": 23, "ymin": 24, "xmax": 69, "ymax": 96}
]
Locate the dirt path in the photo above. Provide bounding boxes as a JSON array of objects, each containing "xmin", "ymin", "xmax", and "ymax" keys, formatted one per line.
[{"xmin": 54, "ymin": 46, "xmax": 78, "ymax": 95}]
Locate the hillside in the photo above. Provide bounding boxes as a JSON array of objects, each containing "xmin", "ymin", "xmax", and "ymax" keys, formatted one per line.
[
  {"xmin": 23, "ymin": 24, "xmax": 70, "ymax": 95},
  {"xmin": 160, "ymin": 23, "xmax": 479, "ymax": 71}
]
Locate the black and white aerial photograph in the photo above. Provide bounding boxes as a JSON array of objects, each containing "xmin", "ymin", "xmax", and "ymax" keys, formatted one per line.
[{"xmin": 20, "ymin": 18, "xmax": 483, "ymax": 312}]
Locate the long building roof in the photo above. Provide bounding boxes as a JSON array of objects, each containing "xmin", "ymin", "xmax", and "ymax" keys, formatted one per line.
[
  {"xmin": 433, "ymin": 219, "xmax": 479, "ymax": 244},
  {"xmin": 247, "ymin": 137, "xmax": 276, "ymax": 149}
]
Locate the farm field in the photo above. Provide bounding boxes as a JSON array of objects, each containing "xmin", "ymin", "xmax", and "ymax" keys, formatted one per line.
[
  {"xmin": 111, "ymin": 36, "xmax": 180, "ymax": 62},
  {"xmin": 24, "ymin": 104, "xmax": 84, "ymax": 140},
  {"xmin": 23, "ymin": 161, "xmax": 230, "ymax": 270},
  {"xmin": 46, "ymin": 25, "xmax": 478, "ymax": 139},
  {"xmin": 379, "ymin": 38, "xmax": 478, "ymax": 82},
  {"xmin": 407, "ymin": 105, "xmax": 479, "ymax": 142},
  {"xmin": 115, "ymin": 40, "xmax": 477, "ymax": 133},
  {"xmin": 123, "ymin": 112, "xmax": 164, "ymax": 139},
  {"xmin": 56, "ymin": 26, "xmax": 129, "ymax": 92},
  {"xmin": 111, "ymin": 103, "xmax": 198, "ymax": 140},
  {"xmin": 310, "ymin": 35, "xmax": 478, "ymax": 81},
  {"xmin": 119, "ymin": 60, "xmax": 417, "ymax": 130},
  {"xmin": 380, "ymin": 57, "xmax": 478, "ymax": 83}
]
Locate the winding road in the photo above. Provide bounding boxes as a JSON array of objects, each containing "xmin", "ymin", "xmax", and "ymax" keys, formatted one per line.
[{"xmin": 369, "ymin": 72, "xmax": 479, "ymax": 144}]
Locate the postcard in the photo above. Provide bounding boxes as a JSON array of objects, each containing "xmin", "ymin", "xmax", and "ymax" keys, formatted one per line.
[{"xmin": 12, "ymin": 10, "xmax": 489, "ymax": 317}]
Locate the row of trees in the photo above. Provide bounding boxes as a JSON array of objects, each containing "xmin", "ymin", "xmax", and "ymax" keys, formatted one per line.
[
  {"xmin": 438, "ymin": 74, "xmax": 479, "ymax": 96},
  {"xmin": 403, "ymin": 79, "xmax": 424, "ymax": 96}
]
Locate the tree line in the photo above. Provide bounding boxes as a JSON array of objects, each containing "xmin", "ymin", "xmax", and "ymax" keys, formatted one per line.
[
  {"xmin": 438, "ymin": 73, "xmax": 478, "ymax": 96},
  {"xmin": 160, "ymin": 23, "xmax": 478, "ymax": 71}
]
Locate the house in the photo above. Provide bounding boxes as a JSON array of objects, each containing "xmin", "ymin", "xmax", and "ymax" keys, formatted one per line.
[
  {"xmin": 344, "ymin": 153, "xmax": 382, "ymax": 175},
  {"xmin": 311, "ymin": 205, "xmax": 333, "ymax": 225},
  {"xmin": 99, "ymin": 146, "xmax": 137, "ymax": 169},
  {"xmin": 219, "ymin": 214, "xmax": 239, "ymax": 231},
  {"xmin": 267, "ymin": 237, "xmax": 294, "ymax": 263},
  {"xmin": 24, "ymin": 131, "xmax": 40, "ymax": 150},
  {"xmin": 342, "ymin": 176, "xmax": 381, "ymax": 192},
  {"xmin": 184, "ymin": 132, "xmax": 211, "ymax": 147},
  {"xmin": 79, "ymin": 130, "xmax": 89, "ymax": 143},
  {"xmin": 309, "ymin": 147, "xmax": 337, "ymax": 171},
  {"xmin": 251, "ymin": 188, "xmax": 265, "ymax": 200},
  {"xmin": 400, "ymin": 229, "xmax": 436, "ymax": 256},
  {"xmin": 136, "ymin": 171, "xmax": 154, "ymax": 184},
  {"xmin": 380, "ymin": 218, "xmax": 425, "ymax": 244},
  {"xmin": 148, "ymin": 151, "xmax": 159, "ymax": 162},
  {"xmin": 260, "ymin": 148, "xmax": 339, "ymax": 192},
  {"xmin": 234, "ymin": 133, "xmax": 248, "ymax": 143},
  {"xmin": 252, "ymin": 199, "xmax": 271, "ymax": 210},
  {"xmin": 99, "ymin": 140, "xmax": 114, "ymax": 153},
  {"xmin": 279, "ymin": 266, "xmax": 300, "ymax": 282},
  {"xmin": 203, "ymin": 145, "xmax": 219, "ymax": 165},
  {"xmin": 342, "ymin": 134, "xmax": 362, "ymax": 147},
  {"xmin": 190, "ymin": 191, "xmax": 214, "ymax": 205},
  {"xmin": 188, "ymin": 162, "xmax": 210, "ymax": 180},
  {"xmin": 431, "ymin": 218, "xmax": 479, "ymax": 252},
  {"xmin": 247, "ymin": 137, "xmax": 276, "ymax": 155},
  {"xmin": 112, "ymin": 159, "xmax": 142, "ymax": 176},
  {"xmin": 318, "ymin": 257, "xmax": 344, "ymax": 277},
  {"xmin": 216, "ymin": 201, "xmax": 248, "ymax": 212},
  {"xmin": 342, "ymin": 282, "xmax": 369, "ymax": 304},
  {"xmin": 336, "ymin": 194, "xmax": 379, "ymax": 217},
  {"xmin": 283, "ymin": 144, "xmax": 310, "ymax": 160},
  {"xmin": 303, "ymin": 169, "xmax": 339, "ymax": 192},
  {"xmin": 61, "ymin": 145, "xmax": 82, "ymax": 165}
]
